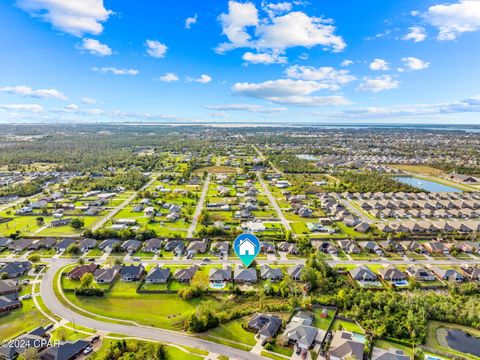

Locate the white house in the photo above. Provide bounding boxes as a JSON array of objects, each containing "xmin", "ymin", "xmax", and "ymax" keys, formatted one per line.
[{"xmin": 238, "ymin": 238, "xmax": 256, "ymax": 256}]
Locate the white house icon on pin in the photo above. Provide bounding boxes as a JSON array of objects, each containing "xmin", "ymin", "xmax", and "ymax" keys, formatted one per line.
[{"xmin": 238, "ymin": 238, "xmax": 256, "ymax": 256}]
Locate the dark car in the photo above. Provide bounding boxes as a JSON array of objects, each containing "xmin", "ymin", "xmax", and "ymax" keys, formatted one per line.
[{"xmin": 91, "ymin": 335, "xmax": 100, "ymax": 343}]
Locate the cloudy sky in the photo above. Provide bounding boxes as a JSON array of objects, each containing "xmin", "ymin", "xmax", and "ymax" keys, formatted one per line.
[{"xmin": 1, "ymin": 0, "xmax": 480, "ymax": 124}]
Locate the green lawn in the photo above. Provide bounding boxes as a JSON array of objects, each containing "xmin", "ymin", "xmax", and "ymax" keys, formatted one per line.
[
  {"xmin": 208, "ymin": 317, "xmax": 256, "ymax": 346},
  {"xmin": 313, "ymin": 307, "xmax": 336, "ymax": 331},
  {"xmin": 0, "ymin": 299, "xmax": 50, "ymax": 340},
  {"xmin": 331, "ymin": 318, "xmax": 365, "ymax": 334}
]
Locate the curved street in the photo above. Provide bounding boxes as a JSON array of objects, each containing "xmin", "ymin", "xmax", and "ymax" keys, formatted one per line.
[{"xmin": 38, "ymin": 258, "xmax": 266, "ymax": 360}]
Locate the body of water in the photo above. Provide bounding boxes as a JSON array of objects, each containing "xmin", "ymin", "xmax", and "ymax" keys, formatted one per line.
[
  {"xmin": 395, "ymin": 176, "xmax": 463, "ymax": 193},
  {"xmin": 297, "ymin": 154, "xmax": 319, "ymax": 160},
  {"xmin": 445, "ymin": 329, "xmax": 480, "ymax": 356}
]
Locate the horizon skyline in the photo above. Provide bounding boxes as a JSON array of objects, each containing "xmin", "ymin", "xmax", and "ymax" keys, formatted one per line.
[{"xmin": 1, "ymin": 0, "xmax": 480, "ymax": 124}]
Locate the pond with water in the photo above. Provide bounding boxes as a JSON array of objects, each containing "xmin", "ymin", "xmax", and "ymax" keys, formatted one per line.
[
  {"xmin": 445, "ymin": 329, "xmax": 480, "ymax": 357},
  {"xmin": 394, "ymin": 176, "xmax": 463, "ymax": 193}
]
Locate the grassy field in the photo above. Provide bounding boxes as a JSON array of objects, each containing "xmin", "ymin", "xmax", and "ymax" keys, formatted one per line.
[
  {"xmin": 313, "ymin": 307, "xmax": 336, "ymax": 331},
  {"xmin": 0, "ymin": 298, "xmax": 50, "ymax": 340},
  {"xmin": 391, "ymin": 164, "xmax": 445, "ymax": 177},
  {"xmin": 331, "ymin": 318, "xmax": 365, "ymax": 334},
  {"xmin": 208, "ymin": 317, "xmax": 256, "ymax": 346},
  {"xmin": 89, "ymin": 338, "xmax": 204, "ymax": 360}
]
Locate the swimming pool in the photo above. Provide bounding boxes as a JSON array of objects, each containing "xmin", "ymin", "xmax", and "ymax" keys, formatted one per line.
[
  {"xmin": 393, "ymin": 280, "xmax": 409, "ymax": 286},
  {"xmin": 209, "ymin": 282, "xmax": 226, "ymax": 289},
  {"xmin": 352, "ymin": 333, "xmax": 366, "ymax": 343},
  {"xmin": 425, "ymin": 356, "xmax": 441, "ymax": 360}
]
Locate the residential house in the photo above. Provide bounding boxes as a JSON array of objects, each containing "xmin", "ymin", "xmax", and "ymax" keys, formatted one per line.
[
  {"xmin": 39, "ymin": 340, "xmax": 90, "ymax": 360},
  {"xmin": 406, "ymin": 266, "xmax": 436, "ymax": 282},
  {"xmin": 261, "ymin": 242, "xmax": 276, "ymax": 254},
  {"xmin": 278, "ymin": 242, "xmax": 298, "ymax": 254},
  {"xmin": 461, "ymin": 265, "xmax": 480, "ymax": 281},
  {"xmin": 66, "ymin": 263, "xmax": 98, "ymax": 280},
  {"xmin": 98, "ymin": 239, "xmax": 120, "ymax": 252},
  {"xmin": 143, "ymin": 238, "xmax": 163, "ymax": 253},
  {"xmin": 234, "ymin": 265, "xmax": 257, "ymax": 283},
  {"xmin": 282, "ymin": 311, "xmax": 319, "ymax": 350},
  {"xmin": 78, "ymin": 238, "xmax": 97, "ymax": 253},
  {"xmin": 338, "ymin": 240, "xmax": 361, "ymax": 254},
  {"xmin": 288, "ymin": 265, "xmax": 304, "ymax": 281},
  {"xmin": 0, "ymin": 279, "xmax": 20, "ymax": 313},
  {"xmin": 260, "ymin": 265, "xmax": 283, "ymax": 282},
  {"xmin": 209, "ymin": 265, "xmax": 232, "ymax": 283},
  {"xmin": 187, "ymin": 239, "xmax": 209, "ymax": 255},
  {"xmin": 424, "ymin": 241, "xmax": 449, "ymax": 255},
  {"xmin": 354, "ymin": 222, "xmax": 370, "ymax": 233},
  {"xmin": 120, "ymin": 264, "xmax": 145, "ymax": 281},
  {"xmin": 54, "ymin": 238, "xmax": 76, "ymax": 253},
  {"xmin": 164, "ymin": 240, "xmax": 185, "ymax": 256},
  {"xmin": 94, "ymin": 265, "xmax": 122, "ymax": 284},
  {"xmin": 145, "ymin": 266, "xmax": 170, "ymax": 284},
  {"xmin": 121, "ymin": 240, "xmax": 142, "ymax": 254},
  {"xmin": 378, "ymin": 265, "xmax": 407, "ymax": 283},
  {"xmin": 0, "ymin": 261, "xmax": 31, "ymax": 278},
  {"xmin": 10, "ymin": 239, "xmax": 33, "ymax": 252},
  {"xmin": 328, "ymin": 331, "xmax": 365, "ymax": 360},
  {"xmin": 174, "ymin": 265, "xmax": 199, "ymax": 283},
  {"xmin": 211, "ymin": 241, "xmax": 229, "ymax": 257},
  {"xmin": 350, "ymin": 266, "xmax": 377, "ymax": 282},
  {"xmin": 371, "ymin": 347, "xmax": 410, "ymax": 360},
  {"xmin": 248, "ymin": 313, "xmax": 282, "ymax": 340},
  {"xmin": 430, "ymin": 266, "xmax": 465, "ymax": 282},
  {"xmin": 360, "ymin": 241, "xmax": 384, "ymax": 256}
]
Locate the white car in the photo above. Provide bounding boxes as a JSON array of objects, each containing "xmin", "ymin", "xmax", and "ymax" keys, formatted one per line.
[{"xmin": 83, "ymin": 346, "xmax": 93, "ymax": 355}]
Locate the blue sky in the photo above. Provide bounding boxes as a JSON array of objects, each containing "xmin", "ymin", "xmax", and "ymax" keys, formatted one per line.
[{"xmin": 0, "ymin": 0, "xmax": 480, "ymax": 124}]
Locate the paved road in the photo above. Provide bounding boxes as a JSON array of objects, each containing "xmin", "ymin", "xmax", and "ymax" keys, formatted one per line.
[
  {"xmin": 256, "ymin": 172, "xmax": 292, "ymax": 232},
  {"xmin": 39, "ymin": 258, "xmax": 266, "ymax": 360},
  {"xmin": 250, "ymin": 143, "xmax": 282, "ymax": 174},
  {"xmin": 187, "ymin": 173, "xmax": 211, "ymax": 238},
  {"xmin": 92, "ymin": 176, "xmax": 157, "ymax": 232}
]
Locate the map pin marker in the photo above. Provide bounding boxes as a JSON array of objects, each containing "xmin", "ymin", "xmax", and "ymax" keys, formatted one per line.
[{"xmin": 234, "ymin": 233, "xmax": 260, "ymax": 268}]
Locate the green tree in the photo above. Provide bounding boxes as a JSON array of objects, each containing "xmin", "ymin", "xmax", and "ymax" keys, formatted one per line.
[
  {"xmin": 70, "ymin": 218, "xmax": 85, "ymax": 229},
  {"xmin": 80, "ymin": 273, "xmax": 94, "ymax": 288}
]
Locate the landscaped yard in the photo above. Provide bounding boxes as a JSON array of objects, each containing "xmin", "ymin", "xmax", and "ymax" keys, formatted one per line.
[
  {"xmin": 208, "ymin": 317, "xmax": 256, "ymax": 346},
  {"xmin": 0, "ymin": 298, "xmax": 50, "ymax": 340}
]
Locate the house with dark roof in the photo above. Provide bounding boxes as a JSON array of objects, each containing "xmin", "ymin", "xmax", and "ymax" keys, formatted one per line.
[
  {"xmin": 209, "ymin": 265, "xmax": 232, "ymax": 283},
  {"xmin": 78, "ymin": 238, "xmax": 97, "ymax": 252},
  {"xmin": 338, "ymin": 240, "xmax": 360, "ymax": 254},
  {"xmin": 120, "ymin": 264, "xmax": 145, "ymax": 281},
  {"xmin": 0, "ymin": 238, "xmax": 12, "ymax": 249},
  {"xmin": 328, "ymin": 331, "xmax": 365, "ymax": 360},
  {"xmin": 360, "ymin": 241, "xmax": 383, "ymax": 256},
  {"xmin": 66, "ymin": 263, "xmax": 98, "ymax": 280},
  {"xmin": 211, "ymin": 241, "xmax": 229, "ymax": 257},
  {"xmin": 54, "ymin": 238, "xmax": 76, "ymax": 253},
  {"xmin": 121, "ymin": 240, "xmax": 142, "ymax": 254},
  {"xmin": 378, "ymin": 265, "xmax": 407, "ymax": 283},
  {"xmin": 164, "ymin": 240, "xmax": 185, "ymax": 256},
  {"xmin": 248, "ymin": 313, "xmax": 282, "ymax": 340},
  {"xmin": 288, "ymin": 264, "xmax": 304, "ymax": 281},
  {"xmin": 186, "ymin": 239, "xmax": 209, "ymax": 255},
  {"xmin": 0, "ymin": 330, "xmax": 49, "ymax": 360},
  {"xmin": 98, "ymin": 239, "xmax": 120, "ymax": 251},
  {"xmin": 350, "ymin": 266, "xmax": 378, "ymax": 282},
  {"xmin": 39, "ymin": 339, "xmax": 90, "ymax": 360},
  {"xmin": 260, "ymin": 265, "xmax": 283, "ymax": 282},
  {"xmin": 430, "ymin": 266, "xmax": 465, "ymax": 282},
  {"xmin": 145, "ymin": 266, "xmax": 170, "ymax": 284},
  {"xmin": 174, "ymin": 265, "xmax": 199, "ymax": 283},
  {"xmin": 406, "ymin": 266, "xmax": 436, "ymax": 282},
  {"xmin": 11, "ymin": 238, "xmax": 33, "ymax": 252},
  {"xmin": 143, "ymin": 238, "xmax": 163, "ymax": 253},
  {"xmin": 0, "ymin": 261, "xmax": 31, "ymax": 278},
  {"xmin": 0, "ymin": 279, "xmax": 20, "ymax": 313},
  {"xmin": 234, "ymin": 265, "xmax": 257, "ymax": 283},
  {"xmin": 29, "ymin": 238, "xmax": 57, "ymax": 250},
  {"xmin": 94, "ymin": 265, "xmax": 122, "ymax": 284}
]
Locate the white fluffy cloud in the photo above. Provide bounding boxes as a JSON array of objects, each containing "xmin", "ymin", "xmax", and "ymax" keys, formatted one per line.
[
  {"xmin": 217, "ymin": 1, "xmax": 259, "ymax": 52},
  {"xmin": 217, "ymin": 1, "xmax": 345, "ymax": 55},
  {"xmin": 159, "ymin": 73, "xmax": 179, "ymax": 82},
  {"xmin": 16, "ymin": 0, "xmax": 112, "ymax": 37},
  {"xmin": 426, "ymin": 0, "xmax": 480, "ymax": 40},
  {"xmin": 188, "ymin": 74, "xmax": 212, "ymax": 83},
  {"xmin": 205, "ymin": 104, "xmax": 287, "ymax": 113},
  {"xmin": 185, "ymin": 14, "xmax": 198, "ymax": 29},
  {"xmin": 329, "ymin": 95, "xmax": 480, "ymax": 119},
  {"xmin": 285, "ymin": 65, "xmax": 355, "ymax": 89},
  {"xmin": 78, "ymin": 38, "xmax": 112, "ymax": 56},
  {"xmin": 264, "ymin": 2, "xmax": 293, "ymax": 17},
  {"xmin": 402, "ymin": 26, "xmax": 427, "ymax": 42},
  {"xmin": 92, "ymin": 67, "xmax": 138, "ymax": 75},
  {"xmin": 402, "ymin": 57, "xmax": 430, "ymax": 70},
  {"xmin": 242, "ymin": 51, "xmax": 287, "ymax": 64},
  {"xmin": 341, "ymin": 59, "xmax": 353, "ymax": 66},
  {"xmin": 0, "ymin": 103, "xmax": 45, "ymax": 112},
  {"xmin": 357, "ymin": 75, "xmax": 399, "ymax": 92},
  {"xmin": 0, "ymin": 85, "xmax": 67, "ymax": 100},
  {"xmin": 231, "ymin": 79, "xmax": 350, "ymax": 106},
  {"xmin": 81, "ymin": 97, "xmax": 97, "ymax": 104},
  {"xmin": 145, "ymin": 39, "xmax": 168, "ymax": 58},
  {"xmin": 369, "ymin": 58, "xmax": 389, "ymax": 71}
]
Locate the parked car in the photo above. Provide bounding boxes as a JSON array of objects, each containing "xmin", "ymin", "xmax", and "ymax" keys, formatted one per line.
[
  {"xmin": 91, "ymin": 335, "xmax": 101, "ymax": 343},
  {"xmin": 132, "ymin": 257, "xmax": 141, "ymax": 261},
  {"xmin": 83, "ymin": 346, "xmax": 93, "ymax": 355}
]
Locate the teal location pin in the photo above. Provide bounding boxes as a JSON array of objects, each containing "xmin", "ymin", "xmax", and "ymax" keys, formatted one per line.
[{"xmin": 233, "ymin": 233, "xmax": 260, "ymax": 267}]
